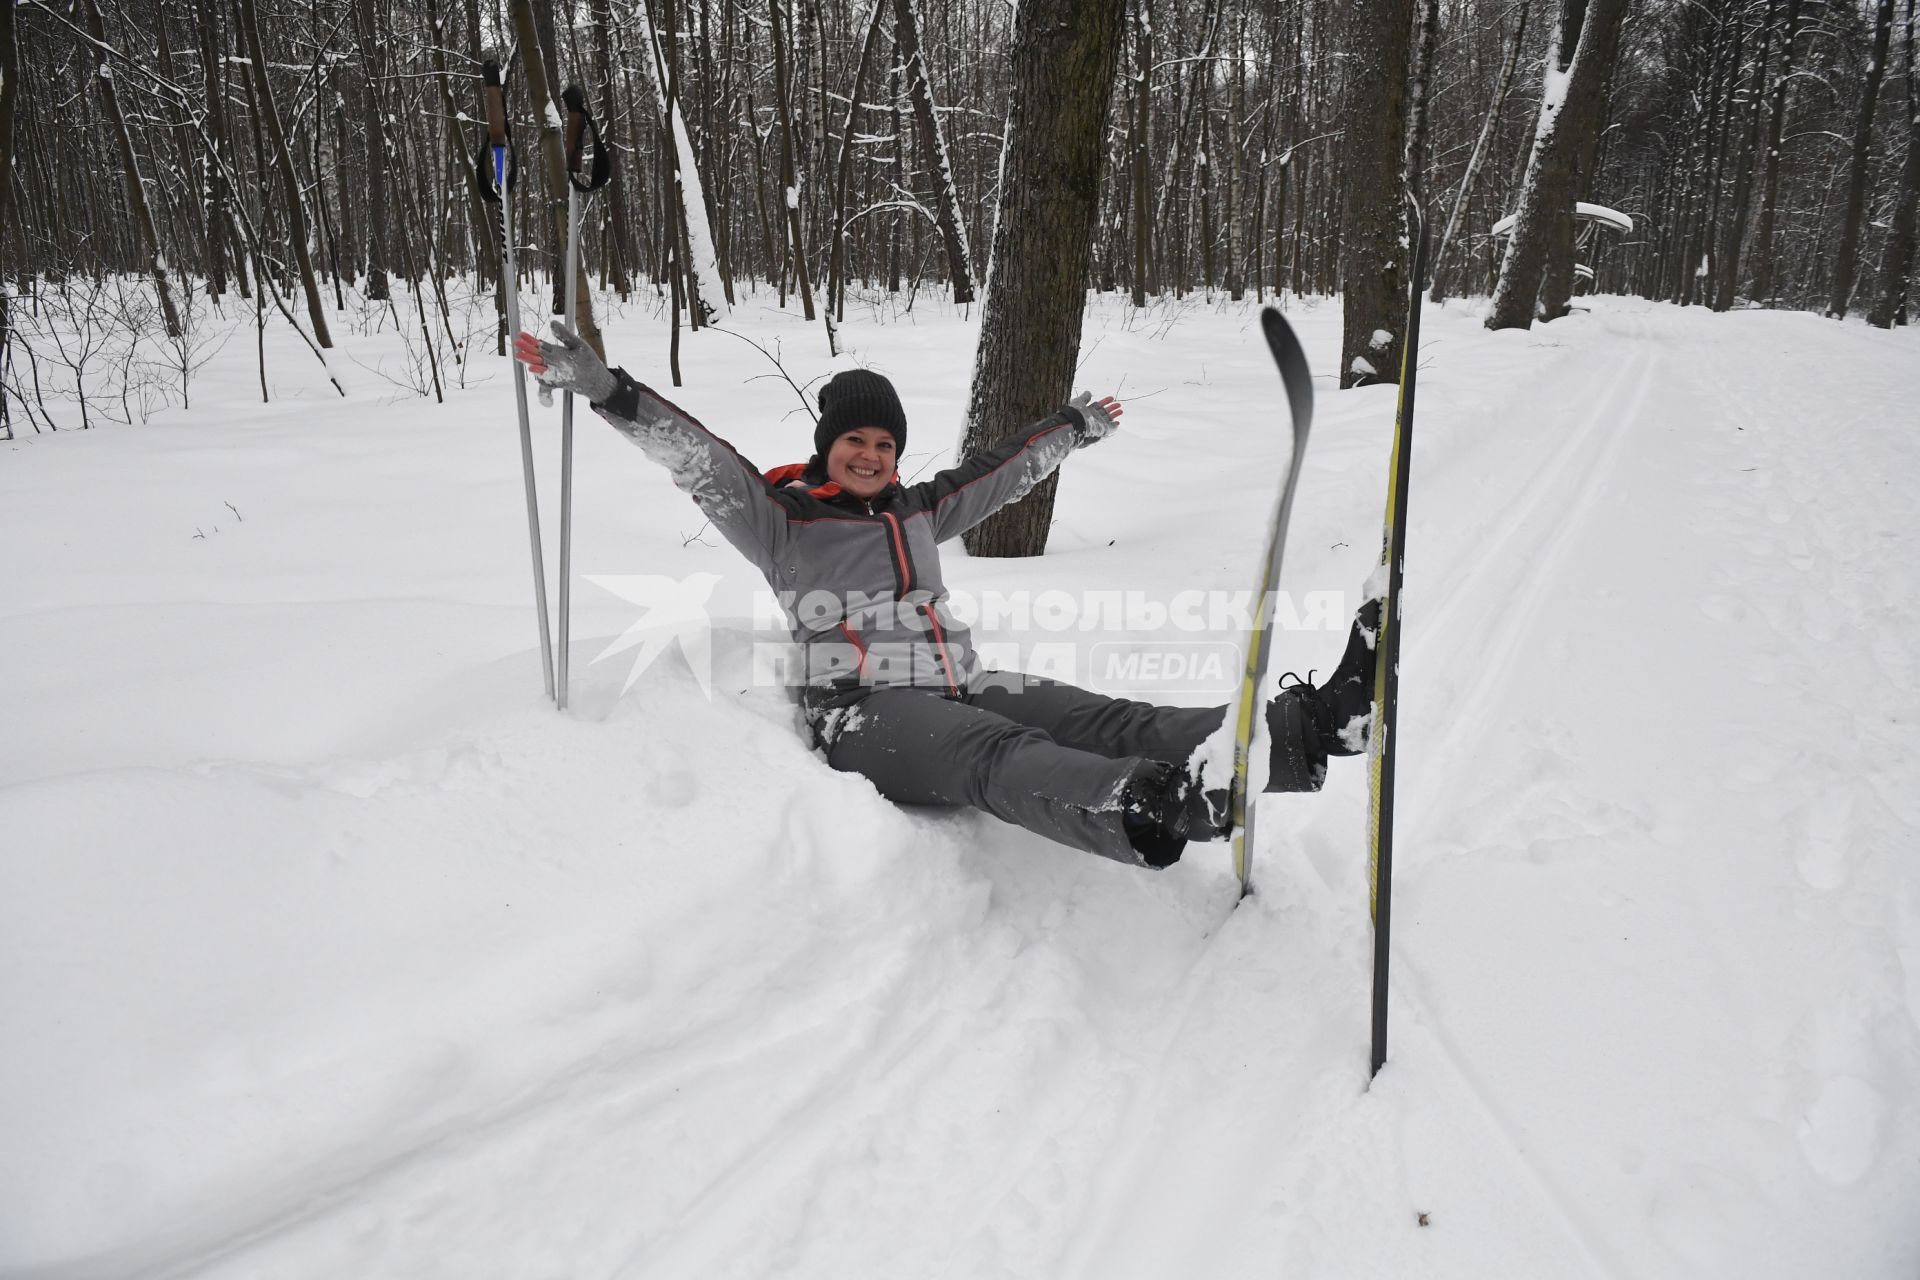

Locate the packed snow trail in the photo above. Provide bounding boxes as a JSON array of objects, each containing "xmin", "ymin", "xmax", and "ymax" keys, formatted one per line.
[{"xmin": 1, "ymin": 295, "xmax": 1916, "ymax": 1279}]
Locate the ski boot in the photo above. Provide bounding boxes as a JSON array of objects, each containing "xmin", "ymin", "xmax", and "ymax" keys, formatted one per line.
[
  {"xmin": 1121, "ymin": 760, "xmax": 1233, "ymax": 867},
  {"xmin": 1265, "ymin": 596, "xmax": 1381, "ymax": 793}
]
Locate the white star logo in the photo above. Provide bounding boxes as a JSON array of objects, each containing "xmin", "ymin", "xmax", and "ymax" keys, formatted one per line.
[{"xmin": 584, "ymin": 572, "xmax": 723, "ymax": 698}]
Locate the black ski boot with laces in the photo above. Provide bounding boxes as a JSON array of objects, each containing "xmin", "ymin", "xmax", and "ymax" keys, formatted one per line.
[{"xmin": 1265, "ymin": 596, "xmax": 1382, "ymax": 793}]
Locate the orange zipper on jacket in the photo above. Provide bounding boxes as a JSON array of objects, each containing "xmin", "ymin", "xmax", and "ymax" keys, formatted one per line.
[{"xmin": 880, "ymin": 511, "xmax": 959, "ymax": 697}]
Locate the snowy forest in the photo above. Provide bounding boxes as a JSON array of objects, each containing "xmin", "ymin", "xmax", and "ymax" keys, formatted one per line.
[
  {"xmin": 4, "ymin": 1, "xmax": 1919, "ymax": 1277},
  {"xmin": 4, "ymin": 0, "xmax": 1917, "ymax": 438}
]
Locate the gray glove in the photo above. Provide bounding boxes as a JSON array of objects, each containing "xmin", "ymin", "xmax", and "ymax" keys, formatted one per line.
[
  {"xmin": 518, "ymin": 321, "xmax": 618, "ymax": 407},
  {"xmin": 1068, "ymin": 390, "xmax": 1121, "ymax": 448}
]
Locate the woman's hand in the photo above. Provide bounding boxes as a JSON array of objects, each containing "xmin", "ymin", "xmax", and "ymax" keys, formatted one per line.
[
  {"xmin": 513, "ymin": 322, "xmax": 618, "ymax": 406},
  {"xmin": 1068, "ymin": 391, "xmax": 1124, "ymax": 447}
]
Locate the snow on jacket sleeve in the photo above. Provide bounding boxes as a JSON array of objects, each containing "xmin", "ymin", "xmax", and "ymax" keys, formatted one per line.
[
  {"xmin": 910, "ymin": 406, "xmax": 1088, "ymax": 543},
  {"xmin": 593, "ymin": 370, "xmax": 788, "ymax": 573}
]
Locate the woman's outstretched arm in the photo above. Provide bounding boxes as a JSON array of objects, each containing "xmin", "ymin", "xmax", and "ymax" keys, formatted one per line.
[{"xmin": 516, "ymin": 325, "xmax": 790, "ymax": 572}]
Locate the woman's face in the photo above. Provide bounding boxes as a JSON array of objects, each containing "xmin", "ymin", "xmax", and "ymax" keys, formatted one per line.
[{"xmin": 824, "ymin": 427, "xmax": 898, "ymax": 500}]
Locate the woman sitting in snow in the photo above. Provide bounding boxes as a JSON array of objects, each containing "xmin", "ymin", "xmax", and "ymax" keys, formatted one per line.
[{"xmin": 515, "ymin": 324, "xmax": 1376, "ymax": 869}]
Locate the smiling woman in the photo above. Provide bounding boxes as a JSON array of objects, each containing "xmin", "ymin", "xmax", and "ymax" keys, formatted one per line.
[
  {"xmin": 515, "ymin": 325, "xmax": 1375, "ymax": 870},
  {"xmin": 812, "ymin": 368, "xmax": 910, "ymax": 500},
  {"xmin": 826, "ymin": 429, "xmax": 895, "ymax": 499}
]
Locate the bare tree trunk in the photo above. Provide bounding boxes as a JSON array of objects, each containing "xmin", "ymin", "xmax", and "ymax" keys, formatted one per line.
[
  {"xmin": 1404, "ymin": 0, "xmax": 1442, "ymax": 207},
  {"xmin": 1749, "ymin": 0, "xmax": 1805, "ymax": 305},
  {"xmin": 1685, "ymin": 9, "xmax": 1738, "ymax": 307},
  {"xmin": 889, "ymin": 65, "xmax": 904, "ymax": 292},
  {"xmin": 425, "ymin": 0, "xmax": 496, "ymax": 311},
  {"xmin": 1198, "ymin": 92, "xmax": 1216, "ymax": 289},
  {"xmin": 590, "ymin": 0, "xmax": 635, "ymax": 298},
  {"xmin": 236, "ymin": 0, "xmax": 332, "ymax": 346},
  {"xmin": 890, "ymin": 67, "xmax": 906, "ymax": 295},
  {"xmin": 1713, "ymin": 0, "xmax": 1776, "ymax": 310},
  {"xmin": 769, "ymin": 0, "xmax": 816, "ymax": 318},
  {"xmin": 153, "ymin": 17, "xmax": 206, "ymax": 285},
  {"xmin": 960, "ymin": 0, "xmax": 1125, "ymax": 558},
  {"xmin": 1868, "ymin": 0, "xmax": 1918, "ymax": 327},
  {"xmin": 0, "ymin": 0, "xmax": 21, "ymax": 257},
  {"xmin": 195, "ymin": 0, "xmax": 235, "ymax": 300},
  {"xmin": 1486, "ymin": 0, "xmax": 1631, "ymax": 331},
  {"xmin": 0, "ymin": 0, "xmax": 12, "ymax": 437},
  {"xmin": 704, "ymin": 0, "xmax": 738, "ymax": 303},
  {"xmin": 1539, "ymin": 29, "xmax": 1624, "ymax": 318},
  {"xmin": 79, "ymin": 0, "xmax": 183, "ymax": 338},
  {"xmin": 826, "ymin": 0, "xmax": 888, "ymax": 340},
  {"xmin": 1340, "ymin": 0, "xmax": 1415, "ymax": 385},
  {"xmin": 1432, "ymin": 0, "xmax": 1531, "ymax": 302},
  {"xmin": 1828, "ymin": 0, "xmax": 1897, "ymax": 317},
  {"xmin": 353, "ymin": 0, "xmax": 392, "ymax": 301},
  {"xmin": 1150, "ymin": 0, "xmax": 1219, "ymax": 286},
  {"xmin": 663, "ymin": 0, "xmax": 706, "ymax": 326},
  {"xmin": 742, "ymin": 71, "xmax": 781, "ymax": 295},
  {"xmin": 321, "ymin": 74, "xmax": 350, "ymax": 281},
  {"xmin": 1276, "ymin": 0, "xmax": 1304, "ymax": 296},
  {"xmin": 509, "ymin": 0, "xmax": 599, "ymax": 346},
  {"xmin": 893, "ymin": 0, "xmax": 975, "ymax": 303},
  {"xmin": 1226, "ymin": 10, "xmax": 1246, "ymax": 300},
  {"xmin": 1131, "ymin": 0, "xmax": 1152, "ymax": 306}
]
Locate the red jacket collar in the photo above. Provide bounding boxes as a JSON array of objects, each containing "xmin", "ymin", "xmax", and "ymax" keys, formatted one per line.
[
  {"xmin": 764, "ymin": 461, "xmax": 840, "ymax": 498},
  {"xmin": 765, "ymin": 461, "xmax": 899, "ymax": 501}
]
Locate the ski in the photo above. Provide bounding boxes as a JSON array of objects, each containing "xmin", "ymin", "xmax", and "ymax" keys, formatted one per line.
[
  {"xmin": 1226, "ymin": 307, "xmax": 1316, "ymax": 899},
  {"xmin": 476, "ymin": 61, "xmax": 556, "ymax": 703},
  {"xmin": 1368, "ymin": 202, "xmax": 1429, "ymax": 1077}
]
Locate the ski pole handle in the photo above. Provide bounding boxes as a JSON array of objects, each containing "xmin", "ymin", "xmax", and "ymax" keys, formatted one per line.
[
  {"xmin": 559, "ymin": 83, "xmax": 613, "ymax": 193},
  {"xmin": 563, "ymin": 85, "xmax": 587, "ymax": 176},
  {"xmin": 483, "ymin": 61, "xmax": 508, "ymax": 150},
  {"xmin": 474, "ymin": 60, "xmax": 519, "ymax": 203}
]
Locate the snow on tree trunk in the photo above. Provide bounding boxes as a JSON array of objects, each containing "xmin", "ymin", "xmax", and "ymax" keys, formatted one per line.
[
  {"xmin": 893, "ymin": 0, "xmax": 975, "ymax": 305},
  {"xmin": 768, "ymin": 0, "xmax": 813, "ymax": 321},
  {"xmin": 1866, "ymin": 0, "xmax": 1918, "ymax": 329},
  {"xmin": 1711, "ymin": 1, "xmax": 1775, "ymax": 313},
  {"xmin": 635, "ymin": 0, "xmax": 728, "ymax": 325},
  {"xmin": 1750, "ymin": 0, "xmax": 1807, "ymax": 307},
  {"xmin": 236, "ymin": 0, "xmax": 331, "ymax": 348},
  {"xmin": 0, "ymin": 0, "xmax": 15, "ymax": 257},
  {"xmin": 1339, "ymin": 0, "xmax": 1415, "ymax": 388},
  {"xmin": 1485, "ymin": 0, "xmax": 1631, "ymax": 332},
  {"xmin": 826, "ymin": 0, "xmax": 889, "ymax": 343},
  {"xmin": 507, "ymin": 0, "xmax": 593, "ymax": 336},
  {"xmin": 1827, "ymin": 0, "xmax": 1897, "ymax": 319},
  {"xmin": 81, "ymin": 0, "xmax": 183, "ymax": 340},
  {"xmin": 353, "ymin": 0, "xmax": 392, "ymax": 303},
  {"xmin": 1431, "ymin": 0, "xmax": 1531, "ymax": 304},
  {"xmin": 1404, "ymin": 0, "xmax": 1441, "ymax": 208},
  {"xmin": 1538, "ymin": 13, "xmax": 1627, "ymax": 321},
  {"xmin": 1130, "ymin": 1, "xmax": 1151, "ymax": 308}
]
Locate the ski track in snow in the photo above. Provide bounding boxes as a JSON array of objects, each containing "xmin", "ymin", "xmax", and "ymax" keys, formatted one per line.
[
  {"xmin": 3, "ymin": 294, "xmax": 1918, "ymax": 1279},
  {"xmin": 1376, "ymin": 302, "xmax": 1920, "ymax": 1278}
]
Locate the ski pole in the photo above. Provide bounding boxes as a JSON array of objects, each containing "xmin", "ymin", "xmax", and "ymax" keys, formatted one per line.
[
  {"xmin": 557, "ymin": 84, "xmax": 612, "ymax": 712},
  {"xmin": 477, "ymin": 60, "xmax": 556, "ymax": 702}
]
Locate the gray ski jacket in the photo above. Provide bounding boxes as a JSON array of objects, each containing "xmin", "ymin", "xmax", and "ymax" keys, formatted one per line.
[{"xmin": 593, "ymin": 370, "xmax": 1097, "ymax": 709}]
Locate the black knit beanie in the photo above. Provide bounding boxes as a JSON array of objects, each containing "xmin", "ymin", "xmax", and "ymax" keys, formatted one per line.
[{"xmin": 815, "ymin": 369, "xmax": 907, "ymax": 458}]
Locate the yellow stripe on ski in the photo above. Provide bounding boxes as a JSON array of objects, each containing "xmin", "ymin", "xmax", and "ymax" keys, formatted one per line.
[
  {"xmin": 1367, "ymin": 308, "xmax": 1419, "ymax": 920},
  {"xmin": 1231, "ymin": 539, "xmax": 1279, "ymax": 887}
]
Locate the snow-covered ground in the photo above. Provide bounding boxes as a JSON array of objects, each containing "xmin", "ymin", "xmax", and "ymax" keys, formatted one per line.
[{"xmin": 3, "ymin": 286, "xmax": 1917, "ymax": 1278}]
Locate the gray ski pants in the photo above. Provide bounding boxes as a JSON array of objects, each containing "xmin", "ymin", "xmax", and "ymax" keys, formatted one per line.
[{"xmin": 816, "ymin": 671, "xmax": 1225, "ymax": 866}]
